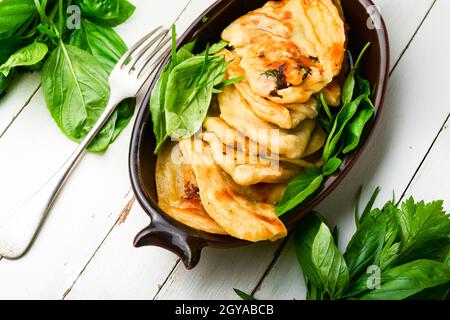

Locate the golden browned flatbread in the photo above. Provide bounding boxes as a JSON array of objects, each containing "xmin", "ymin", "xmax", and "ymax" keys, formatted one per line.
[
  {"xmin": 221, "ymin": 49, "xmax": 318, "ymax": 129},
  {"xmin": 203, "ymin": 116, "xmax": 320, "ymax": 166},
  {"xmin": 155, "ymin": 142, "xmax": 227, "ymax": 235},
  {"xmin": 221, "ymin": 0, "xmax": 345, "ymax": 104},
  {"xmin": 218, "ymin": 85, "xmax": 317, "ymax": 159},
  {"xmin": 202, "ymin": 131, "xmax": 301, "ymax": 186},
  {"xmin": 179, "ymin": 138, "xmax": 287, "ymax": 242}
]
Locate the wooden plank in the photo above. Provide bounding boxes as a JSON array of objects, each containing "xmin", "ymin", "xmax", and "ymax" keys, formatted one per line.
[
  {"xmin": 403, "ymin": 115, "xmax": 450, "ymax": 206},
  {"xmin": 0, "ymin": 73, "xmax": 40, "ymax": 136},
  {"xmin": 155, "ymin": 242, "xmax": 282, "ymax": 300},
  {"xmin": 254, "ymin": 0, "xmax": 450, "ymax": 299},
  {"xmin": 65, "ymin": 195, "xmax": 181, "ymax": 300},
  {"xmin": 375, "ymin": 0, "xmax": 436, "ymax": 67},
  {"xmin": 0, "ymin": 0, "xmax": 191, "ymax": 299}
]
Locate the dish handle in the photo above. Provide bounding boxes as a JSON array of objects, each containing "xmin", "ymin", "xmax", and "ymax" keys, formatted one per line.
[{"xmin": 134, "ymin": 218, "xmax": 205, "ymax": 270}]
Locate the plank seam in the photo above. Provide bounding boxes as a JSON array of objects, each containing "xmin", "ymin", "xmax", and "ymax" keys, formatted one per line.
[
  {"xmin": 397, "ymin": 112, "xmax": 450, "ymax": 203},
  {"xmin": 251, "ymin": 237, "xmax": 290, "ymax": 297},
  {"xmin": 61, "ymin": 191, "xmax": 135, "ymax": 300},
  {"xmin": 153, "ymin": 259, "xmax": 182, "ymax": 300},
  {"xmin": 389, "ymin": 0, "xmax": 438, "ymax": 76},
  {"xmin": 0, "ymin": 84, "xmax": 41, "ymax": 138}
]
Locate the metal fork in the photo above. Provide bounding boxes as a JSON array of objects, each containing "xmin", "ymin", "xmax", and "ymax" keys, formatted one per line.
[{"xmin": 0, "ymin": 27, "xmax": 171, "ymax": 259}]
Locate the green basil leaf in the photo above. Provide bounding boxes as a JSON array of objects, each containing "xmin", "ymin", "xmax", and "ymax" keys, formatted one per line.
[
  {"xmin": 341, "ymin": 43, "xmax": 371, "ymax": 106},
  {"xmin": 76, "ymin": 0, "xmax": 120, "ymax": 20},
  {"xmin": 0, "ymin": 72, "xmax": 11, "ymax": 96},
  {"xmin": 69, "ymin": 19, "xmax": 126, "ymax": 72},
  {"xmin": 407, "ymin": 282, "xmax": 450, "ymax": 300},
  {"xmin": 149, "ymin": 41, "xmax": 195, "ymax": 154},
  {"xmin": 276, "ymin": 167, "xmax": 323, "ymax": 216},
  {"xmin": 408, "ymin": 251, "xmax": 450, "ymax": 300},
  {"xmin": 42, "ymin": 43, "xmax": 117, "ymax": 152},
  {"xmin": 68, "ymin": 19, "xmax": 134, "ymax": 146},
  {"xmin": 0, "ymin": 35, "xmax": 34, "ymax": 63},
  {"xmin": 358, "ymin": 260, "xmax": 450, "ymax": 300},
  {"xmin": 322, "ymin": 157, "xmax": 342, "ymax": 176},
  {"xmin": 344, "ymin": 210, "xmax": 387, "ymax": 281},
  {"xmin": 0, "ymin": 42, "xmax": 48, "ymax": 77},
  {"xmin": 396, "ymin": 198, "xmax": 450, "ymax": 264},
  {"xmin": 86, "ymin": 0, "xmax": 135, "ymax": 27},
  {"xmin": 358, "ymin": 187, "xmax": 381, "ymax": 224},
  {"xmin": 164, "ymin": 55, "xmax": 226, "ymax": 138},
  {"xmin": 444, "ymin": 250, "xmax": 450, "ymax": 266},
  {"xmin": 342, "ymin": 98, "xmax": 374, "ymax": 154},
  {"xmin": 294, "ymin": 212, "xmax": 326, "ymax": 293},
  {"xmin": 201, "ymin": 40, "xmax": 229, "ymax": 55},
  {"xmin": 379, "ymin": 242, "xmax": 400, "ymax": 271},
  {"xmin": 378, "ymin": 202, "xmax": 401, "ymax": 270},
  {"xmin": 319, "ymin": 91, "xmax": 332, "ymax": 122},
  {"xmin": 323, "ymin": 94, "xmax": 365, "ymax": 162},
  {"xmin": 0, "ymin": 0, "xmax": 37, "ymax": 35},
  {"xmin": 312, "ymin": 223, "xmax": 349, "ymax": 299},
  {"xmin": 214, "ymin": 76, "xmax": 244, "ymax": 91},
  {"xmin": 233, "ymin": 289, "xmax": 257, "ymax": 300},
  {"xmin": 0, "ymin": 34, "xmax": 34, "ymax": 94}
]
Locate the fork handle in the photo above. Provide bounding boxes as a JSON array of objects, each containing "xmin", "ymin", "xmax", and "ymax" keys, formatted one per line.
[{"xmin": 0, "ymin": 93, "xmax": 125, "ymax": 259}]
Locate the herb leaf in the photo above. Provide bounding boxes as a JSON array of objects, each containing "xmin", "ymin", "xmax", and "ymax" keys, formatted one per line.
[
  {"xmin": 233, "ymin": 289, "xmax": 257, "ymax": 300},
  {"xmin": 294, "ymin": 213, "xmax": 326, "ymax": 296},
  {"xmin": 76, "ymin": 0, "xmax": 120, "ymax": 20},
  {"xmin": 149, "ymin": 35, "xmax": 197, "ymax": 153},
  {"xmin": 0, "ymin": 41, "xmax": 48, "ymax": 77},
  {"xmin": 42, "ymin": 43, "xmax": 115, "ymax": 151},
  {"xmin": 68, "ymin": 19, "xmax": 135, "ymax": 145},
  {"xmin": 0, "ymin": 0, "xmax": 37, "ymax": 35},
  {"xmin": 276, "ymin": 167, "xmax": 323, "ymax": 216},
  {"xmin": 76, "ymin": 0, "xmax": 135, "ymax": 27},
  {"xmin": 69, "ymin": 19, "xmax": 127, "ymax": 72},
  {"xmin": 341, "ymin": 42, "xmax": 371, "ymax": 106},
  {"xmin": 396, "ymin": 198, "xmax": 450, "ymax": 263},
  {"xmin": 322, "ymin": 157, "xmax": 342, "ymax": 176},
  {"xmin": 319, "ymin": 91, "xmax": 332, "ymax": 122},
  {"xmin": 344, "ymin": 209, "xmax": 387, "ymax": 281},
  {"xmin": 214, "ymin": 76, "xmax": 244, "ymax": 91},
  {"xmin": 164, "ymin": 54, "xmax": 226, "ymax": 138},
  {"xmin": 312, "ymin": 223, "xmax": 350, "ymax": 299},
  {"xmin": 358, "ymin": 260, "xmax": 450, "ymax": 300},
  {"xmin": 323, "ymin": 94, "xmax": 365, "ymax": 162}
]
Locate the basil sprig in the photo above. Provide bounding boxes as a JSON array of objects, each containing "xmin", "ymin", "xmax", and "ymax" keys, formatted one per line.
[
  {"xmin": 149, "ymin": 27, "xmax": 241, "ymax": 153},
  {"xmin": 0, "ymin": 0, "xmax": 136, "ymax": 151},
  {"xmin": 237, "ymin": 190, "xmax": 450, "ymax": 300},
  {"xmin": 276, "ymin": 43, "xmax": 375, "ymax": 216}
]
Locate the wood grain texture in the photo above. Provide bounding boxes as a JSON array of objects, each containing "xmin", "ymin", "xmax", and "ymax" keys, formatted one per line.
[{"xmin": 0, "ymin": 73, "xmax": 40, "ymax": 136}]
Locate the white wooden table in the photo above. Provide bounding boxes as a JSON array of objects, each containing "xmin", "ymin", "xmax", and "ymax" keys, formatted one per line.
[{"xmin": 0, "ymin": 0, "xmax": 449, "ymax": 300}]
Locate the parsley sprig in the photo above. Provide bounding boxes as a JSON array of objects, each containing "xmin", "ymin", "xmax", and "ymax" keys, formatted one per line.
[{"xmin": 236, "ymin": 189, "xmax": 450, "ymax": 300}]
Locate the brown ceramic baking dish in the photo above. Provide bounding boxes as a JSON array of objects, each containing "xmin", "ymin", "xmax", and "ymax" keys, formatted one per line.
[{"xmin": 129, "ymin": 0, "xmax": 390, "ymax": 269}]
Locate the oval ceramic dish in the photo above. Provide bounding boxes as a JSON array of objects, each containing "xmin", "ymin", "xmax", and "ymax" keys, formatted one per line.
[{"xmin": 129, "ymin": 0, "xmax": 390, "ymax": 269}]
